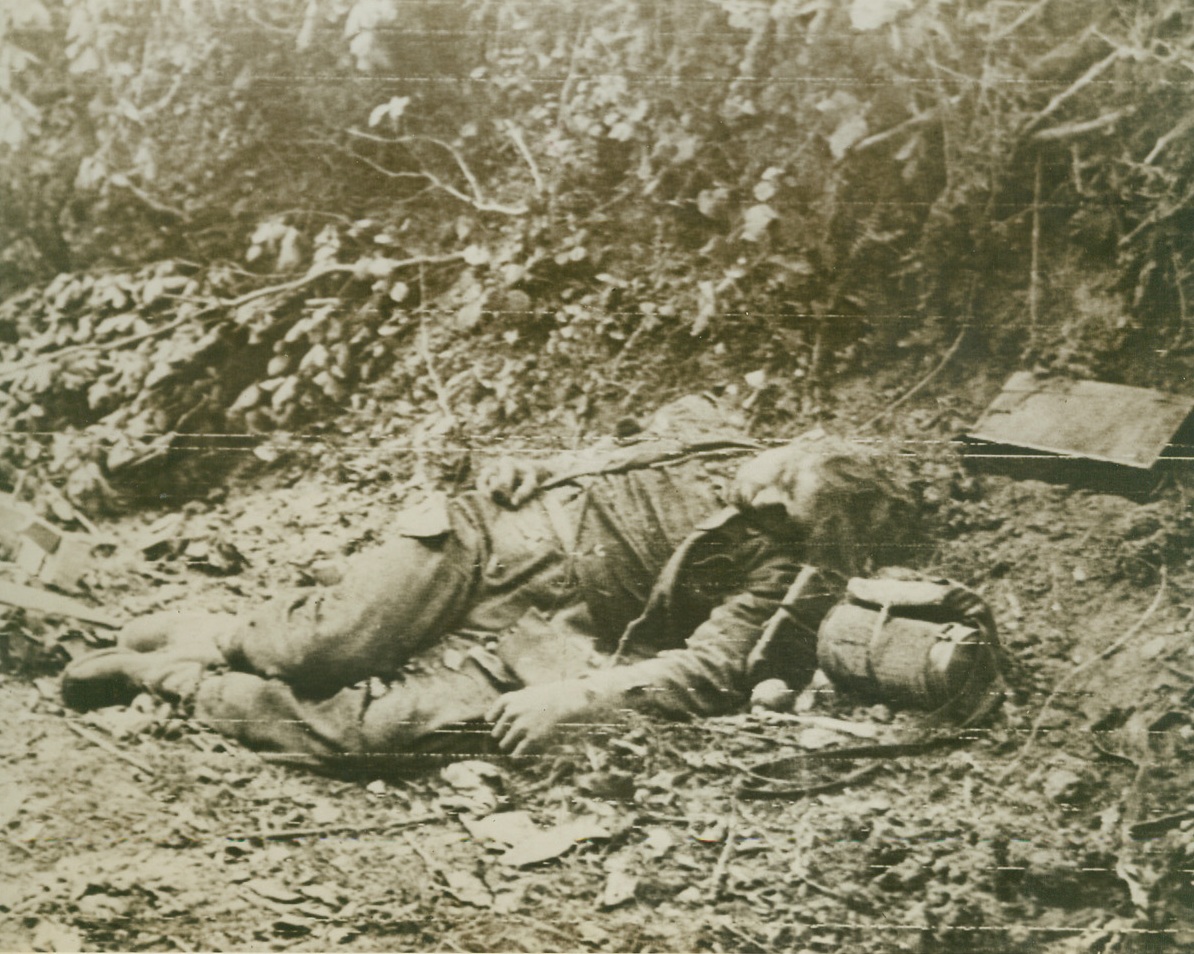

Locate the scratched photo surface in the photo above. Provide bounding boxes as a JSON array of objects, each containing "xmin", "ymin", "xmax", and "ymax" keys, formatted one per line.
[{"xmin": 2, "ymin": 1, "xmax": 1193, "ymax": 951}]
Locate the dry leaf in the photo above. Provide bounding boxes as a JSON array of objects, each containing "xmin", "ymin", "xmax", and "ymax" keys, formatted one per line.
[
  {"xmin": 601, "ymin": 868, "xmax": 638, "ymax": 909},
  {"xmin": 499, "ymin": 818, "xmax": 610, "ymax": 867},
  {"xmin": 443, "ymin": 870, "xmax": 493, "ymax": 908}
]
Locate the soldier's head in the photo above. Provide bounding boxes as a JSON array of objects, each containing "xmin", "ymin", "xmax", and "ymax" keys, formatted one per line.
[{"xmin": 730, "ymin": 432, "xmax": 916, "ymax": 574}]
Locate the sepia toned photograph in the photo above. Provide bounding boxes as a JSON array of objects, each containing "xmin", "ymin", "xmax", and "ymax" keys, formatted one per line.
[{"xmin": 1, "ymin": 0, "xmax": 1192, "ymax": 951}]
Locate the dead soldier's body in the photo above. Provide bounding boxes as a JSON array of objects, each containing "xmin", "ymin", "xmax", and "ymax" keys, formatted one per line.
[{"xmin": 61, "ymin": 400, "xmax": 912, "ymax": 770}]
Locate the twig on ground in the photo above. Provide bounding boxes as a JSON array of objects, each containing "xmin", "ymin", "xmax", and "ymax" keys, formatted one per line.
[
  {"xmin": 1120, "ymin": 181, "xmax": 1194, "ymax": 248},
  {"xmin": 223, "ymin": 813, "xmax": 439, "ymax": 843},
  {"xmin": 794, "ymin": 872, "xmax": 851, "ymax": 903},
  {"xmin": 859, "ymin": 325, "xmax": 967, "ymax": 430},
  {"xmin": 1172, "ymin": 252, "xmax": 1190, "ymax": 349},
  {"xmin": 64, "ymin": 719, "xmax": 156, "ymax": 776},
  {"xmin": 853, "ymin": 104, "xmax": 945, "ymax": 153},
  {"xmin": 109, "ymin": 175, "xmax": 191, "ymax": 223},
  {"xmin": 556, "ymin": 15, "xmax": 589, "ymax": 128},
  {"xmin": 999, "ymin": 567, "xmax": 1168, "ymax": 782},
  {"xmin": 4, "ymin": 835, "xmax": 34, "ymax": 857},
  {"xmin": 609, "ymin": 312, "xmax": 657, "ymax": 376},
  {"xmin": 706, "ymin": 803, "xmax": 739, "ymax": 902},
  {"xmin": 45, "ymin": 483, "xmax": 100, "ymax": 535},
  {"xmin": 1116, "ymin": 760, "xmax": 1155, "ymax": 913}
]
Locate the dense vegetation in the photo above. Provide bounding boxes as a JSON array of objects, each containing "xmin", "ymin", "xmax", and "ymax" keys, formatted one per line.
[{"xmin": 1, "ymin": 0, "xmax": 1192, "ymax": 495}]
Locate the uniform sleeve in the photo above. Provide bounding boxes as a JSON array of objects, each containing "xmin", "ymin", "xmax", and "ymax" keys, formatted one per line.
[{"xmin": 576, "ymin": 548, "xmax": 802, "ymax": 718}]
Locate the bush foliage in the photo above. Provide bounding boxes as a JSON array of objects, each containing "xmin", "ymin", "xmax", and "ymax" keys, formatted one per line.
[{"xmin": 1, "ymin": 0, "xmax": 1193, "ymax": 497}]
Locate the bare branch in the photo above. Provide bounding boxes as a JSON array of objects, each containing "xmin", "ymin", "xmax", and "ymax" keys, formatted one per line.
[
  {"xmin": 1032, "ymin": 107, "xmax": 1130, "ymax": 141},
  {"xmin": 853, "ymin": 103, "xmax": 952, "ymax": 153},
  {"xmin": 1144, "ymin": 109, "xmax": 1194, "ymax": 164},
  {"xmin": 991, "ymin": 0, "xmax": 1053, "ymax": 43},
  {"xmin": 64, "ymin": 720, "xmax": 155, "ymax": 776},
  {"xmin": 860, "ymin": 325, "xmax": 968, "ymax": 430},
  {"xmin": 505, "ymin": 120, "xmax": 545, "ymax": 196},
  {"xmin": 346, "ymin": 129, "xmax": 528, "ymax": 215},
  {"xmin": 1023, "ymin": 45, "xmax": 1124, "ymax": 134}
]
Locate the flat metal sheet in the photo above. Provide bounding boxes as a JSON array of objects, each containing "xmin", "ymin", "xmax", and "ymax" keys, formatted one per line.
[{"xmin": 967, "ymin": 372, "xmax": 1194, "ymax": 469}]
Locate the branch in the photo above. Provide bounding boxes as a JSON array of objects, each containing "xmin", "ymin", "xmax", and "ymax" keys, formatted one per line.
[
  {"xmin": 1029, "ymin": 154, "xmax": 1043, "ymax": 337},
  {"xmin": 1032, "ymin": 107, "xmax": 1130, "ymax": 142},
  {"xmin": 64, "ymin": 720, "xmax": 156, "ymax": 776},
  {"xmin": 859, "ymin": 325, "xmax": 968, "ymax": 430},
  {"xmin": 505, "ymin": 121, "xmax": 545, "ymax": 196},
  {"xmin": 346, "ymin": 129, "xmax": 528, "ymax": 215},
  {"xmin": 1143, "ymin": 109, "xmax": 1194, "ymax": 164},
  {"xmin": 1023, "ymin": 45, "xmax": 1123, "ymax": 134},
  {"xmin": 991, "ymin": 0, "xmax": 1053, "ymax": 43}
]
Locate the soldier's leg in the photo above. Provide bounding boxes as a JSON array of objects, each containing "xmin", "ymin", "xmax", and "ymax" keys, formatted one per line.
[
  {"xmin": 193, "ymin": 644, "xmax": 511, "ymax": 773},
  {"xmin": 120, "ymin": 500, "xmax": 489, "ymax": 694}
]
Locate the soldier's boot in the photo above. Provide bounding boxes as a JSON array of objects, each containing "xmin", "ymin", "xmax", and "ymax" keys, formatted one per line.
[{"xmin": 61, "ymin": 649, "xmax": 206, "ymax": 712}]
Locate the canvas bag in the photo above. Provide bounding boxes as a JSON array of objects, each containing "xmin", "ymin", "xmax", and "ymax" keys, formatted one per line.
[{"xmin": 816, "ymin": 573, "xmax": 1002, "ymax": 724}]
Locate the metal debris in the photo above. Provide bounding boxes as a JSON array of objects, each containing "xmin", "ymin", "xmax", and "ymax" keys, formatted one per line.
[{"xmin": 966, "ymin": 373, "xmax": 1194, "ymax": 469}]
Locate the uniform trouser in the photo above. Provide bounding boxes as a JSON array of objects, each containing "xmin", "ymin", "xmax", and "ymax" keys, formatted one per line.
[{"xmin": 188, "ymin": 492, "xmax": 589, "ymax": 771}]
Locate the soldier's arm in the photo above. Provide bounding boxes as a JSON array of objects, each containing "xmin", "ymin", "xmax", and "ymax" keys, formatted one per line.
[{"xmin": 486, "ymin": 548, "xmax": 802, "ymax": 754}]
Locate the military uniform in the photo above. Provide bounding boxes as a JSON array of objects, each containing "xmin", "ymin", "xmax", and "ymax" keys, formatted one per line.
[{"xmin": 166, "ymin": 435, "xmax": 840, "ymax": 769}]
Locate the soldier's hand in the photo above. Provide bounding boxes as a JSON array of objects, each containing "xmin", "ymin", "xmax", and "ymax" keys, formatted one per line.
[
  {"xmin": 486, "ymin": 682, "xmax": 592, "ymax": 756},
  {"xmin": 478, "ymin": 456, "xmax": 540, "ymax": 508}
]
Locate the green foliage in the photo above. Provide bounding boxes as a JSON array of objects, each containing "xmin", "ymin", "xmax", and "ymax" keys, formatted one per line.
[{"xmin": 2, "ymin": 0, "xmax": 1193, "ymax": 469}]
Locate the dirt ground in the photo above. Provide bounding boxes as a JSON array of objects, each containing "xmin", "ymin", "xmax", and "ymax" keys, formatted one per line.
[{"xmin": 3, "ymin": 388, "xmax": 1194, "ymax": 954}]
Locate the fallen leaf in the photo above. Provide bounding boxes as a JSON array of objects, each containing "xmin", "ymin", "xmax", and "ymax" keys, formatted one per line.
[
  {"xmin": 461, "ymin": 810, "xmax": 540, "ymax": 846},
  {"xmin": 31, "ymin": 919, "xmax": 85, "ymax": 952},
  {"xmin": 641, "ymin": 827, "xmax": 675, "ymax": 859},
  {"xmin": 601, "ymin": 868, "xmax": 638, "ymax": 909},
  {"xmin": 443, "ymin": 870, "xmax": 493, "ymax": 908},
  {"xmin": 499, "ymin": 818, "xmax": 610, "ymax": 867},
  {"xmin": 0, "ymin": 783, "xmax": 29, "ymax": 827},
  {"xmin": 300, "ymin": 884, "xmax": 343, "ymax": 907},
  {"xmin": 245, "ymin": 878, "xmax": 304, "ymax": 904},
  {"xmin": 310, "ymin": 802, "xmax": 340, "ymax": 825},
  {"xmin": 797, "ymin": 726, "xmax": 844, "ymax": 750}
]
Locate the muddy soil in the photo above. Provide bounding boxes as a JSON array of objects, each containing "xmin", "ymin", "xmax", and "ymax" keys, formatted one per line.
[{"xmin": 2, "ymin": 385, "xmax": 1194, "ymax": 954}]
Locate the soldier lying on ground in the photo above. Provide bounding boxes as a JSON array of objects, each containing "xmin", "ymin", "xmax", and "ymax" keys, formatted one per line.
[{"xmin": 61, "ymin": 398, "xmax": 914, "ymax": 772}]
